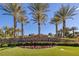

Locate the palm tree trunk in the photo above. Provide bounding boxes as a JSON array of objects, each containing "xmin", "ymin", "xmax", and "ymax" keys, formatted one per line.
[
  {"xmin": 38, "ymin": 23, "xmax": 41, "ymax": 35},
  {"xmin": 14, "ymin": 15, "xmax": 16, "ymax": 38},
  {"xmin": 4, "ymin": 31, "xmax": 6, "ymax": 39},
  {"xmin": 63, "ymin": 20, "xmax": 66, "ymax": 38},
  {"xmin": 56, "ymin": 23, "xmax": 58, "ymax": 37},
  {"xmin": 21, "ymin": 23, "xmax": 24, "ymax": 38},
  {"xmin": 73, "ymin": 30, "xmax": 75, "ymax": 37}
]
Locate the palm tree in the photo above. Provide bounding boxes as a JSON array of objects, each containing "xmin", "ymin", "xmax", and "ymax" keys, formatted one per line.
[
  {"xmin": 18, "ymin": 15, "xmax": 29, "ymax": 38},
  {"xmin": 57, "ymin": 5, "xmax": 77, "ymax": 37},
  {"xmin": 3, "ymin": 26, "xmax": 9, "ymax": 39},
  {"xmin": 9, "ymin": 27, "xmax": 15, "ymax": 38},
  {"xmin": 0, "ymin": 3, "xmax": 22, "ymax": 38},
  {"xmin": 0, "ymin": 28, "xmax": 4, "ymax": 38},
  {"xmin": 50, "ymin": 14, "xmax": 61, "ymax": 37},
  {"xmin": 29, "ymin": 3, "xmax": 49, "ymax": 35},
  {"xmin": 71, "ymin": 27, "xmax": 78, "ymax": 37},
  {"xmin": 17, "ymin": 8, "xmax": 29, "ymax": 38}
]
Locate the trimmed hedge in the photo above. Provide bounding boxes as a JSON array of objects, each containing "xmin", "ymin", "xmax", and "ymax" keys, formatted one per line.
[{"xmin": 0, "ymin": 41, "xmax": 79, "ymax": 48}]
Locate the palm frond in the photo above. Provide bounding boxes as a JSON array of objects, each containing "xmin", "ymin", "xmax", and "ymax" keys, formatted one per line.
[
  {"xmin": 56, "ymin": 4, "xmax": 77, "ymax": 20},
  {"xmin": 29, "ymin": 3, "xmax": 49, "ymax": 25}
]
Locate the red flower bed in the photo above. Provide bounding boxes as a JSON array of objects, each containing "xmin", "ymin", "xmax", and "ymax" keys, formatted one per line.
[{"xmin": 20, "ymin": 45, "xmax": 53, "ymax": 49}]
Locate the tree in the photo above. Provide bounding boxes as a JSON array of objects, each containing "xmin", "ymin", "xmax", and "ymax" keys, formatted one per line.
[
  {"xmin": 50, "ymin": 14, "xmax": 61, "ymax": 37},
  {"xmin": 3, "ymin": 26, "xmax": 9, "ymax": 39},
  {"xmin": 0, "ymin": 3, "xmax": 22, "ymax": 38},
  {"xmin": 17, "ymin": 8, "xmax": 29, "ymax": 38},
  {"xmin": 0, "ymin": 28, "xmax": 4, "ymax": 38},
  {"xmin": 29, "ymin": 3, "xmax": 49, "ymax": 35},
  {"xmin": 9, "ymin": 27, "xmax": 15, "ymax": 38},
  {"xmin": 57, "ymin": 5, "xmax": 77, "ymax": 37}
]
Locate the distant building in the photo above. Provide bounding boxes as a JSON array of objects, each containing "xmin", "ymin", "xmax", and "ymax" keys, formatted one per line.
[{"xmin": 74, "ymin": 32, "xmax": 79, "ymax": 37}]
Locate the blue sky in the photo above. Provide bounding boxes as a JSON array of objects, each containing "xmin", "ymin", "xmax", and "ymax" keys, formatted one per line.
[{"xmin": 0, "ymin": 3, "xmax": 79, "ymax": 35}]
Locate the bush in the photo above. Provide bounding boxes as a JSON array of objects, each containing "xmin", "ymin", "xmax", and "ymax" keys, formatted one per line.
[
  {"xmin": 8, "ymin": 43, "xmax": 17, "ymax": 47},
  {"xmin": 16, "ymin": 42, "xmax": 23, "ymax": 46},
  {"xmin": 2, "ymin": 44, "xmax": 8, "ymax": 47},
  {"xmin": 0, "ymin": 43, "xmax": 2, "ymax": 47}
]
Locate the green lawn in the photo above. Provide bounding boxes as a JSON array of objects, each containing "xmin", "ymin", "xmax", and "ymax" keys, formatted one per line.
[{"xmin": 0, "ymin": 46, "xmax": 79, "ymax": 56}]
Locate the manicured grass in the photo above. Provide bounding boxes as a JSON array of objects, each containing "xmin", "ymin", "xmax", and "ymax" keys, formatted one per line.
[{"xmin": 0, "ymin": 46, "xmax": 79, "ymax": 56}]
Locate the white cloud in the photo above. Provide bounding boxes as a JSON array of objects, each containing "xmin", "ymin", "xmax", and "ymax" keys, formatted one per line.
[{"xmin": 76, "ymin": 7, "xmax": 79, "ymax": 11}]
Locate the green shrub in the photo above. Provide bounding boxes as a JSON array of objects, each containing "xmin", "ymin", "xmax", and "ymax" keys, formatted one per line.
[
  {"xmin": 8, "ymin": 43, "xmax": 17, "ymax": 47},
  {"xmin": 0, "ymin": 43, "xmax": 2, "ymax": 47},
  {"xmin": 2, "ymin": 44, "xmax": 8, "ymax": 47}
]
